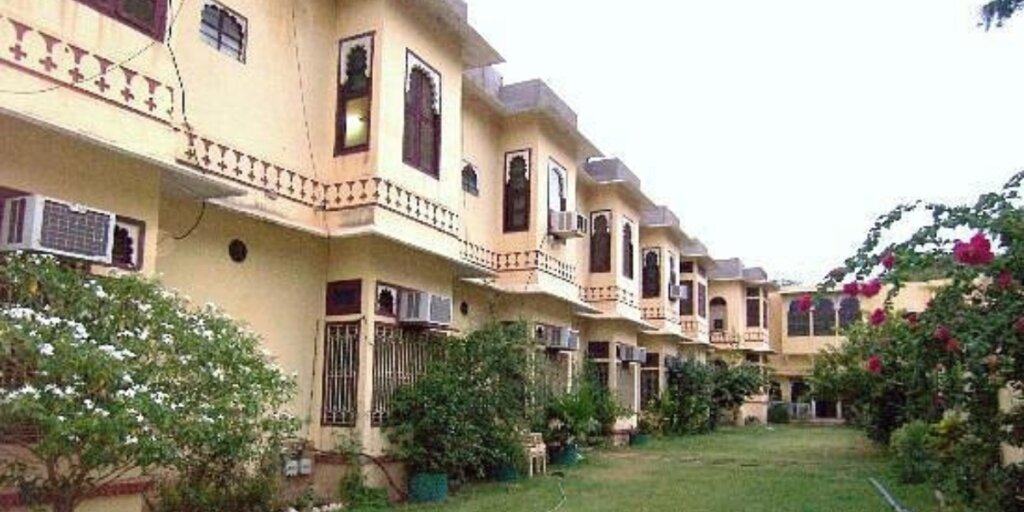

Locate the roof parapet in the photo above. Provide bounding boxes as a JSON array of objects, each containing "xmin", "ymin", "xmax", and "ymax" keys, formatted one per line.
[
  {"xmin": 499, "ymin": 79, "xmax": 578, "ymax": 129},
  {"xmin": 584, "ymin": 158, "xmax": 642, "ymax": 189},
  {"xmin": 405, "ymin": 0, "xmax": 504, "ymax": 68},
  {"xmin": 641, "ymin": 205, "xmax": 680, "ymax": 229}
]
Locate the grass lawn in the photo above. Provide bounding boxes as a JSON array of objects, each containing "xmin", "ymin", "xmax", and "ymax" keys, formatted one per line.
[{"xmin": 403, "ymin": 425, "xmax": 938, "ymax": 512}]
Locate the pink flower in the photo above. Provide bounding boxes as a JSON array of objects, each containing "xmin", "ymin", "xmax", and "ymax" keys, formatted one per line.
[
  {"xmin": 881, "ymin": 253, "xmax": 895, "ymax": 270},
  {"xmin": 842, "ymin": 282, "xmax": 860, "ymax": 297},
  {"xmin": 953, "ymin": 233, "xmax": 995, "ymax": 266},
  {"xmin": 934, "ymin": 325, "xmax": 951, "ymax": 342},
  {"xmin": 945, "ymin": 338, "xmax": 961, "ymax": 354},
  {"xmin": 869, "ymin": 308, "xmax": 887, "ymax": 326},
  {"xmin": 797, "ymin": 294, "xmax": 813, "ymax": 313},
  {"xmin": 997, "ymin": 271, "xmax": 1014, "ymax": 290},
  {"xmin": 860, "ymin": 280, "xmax": 882, "ymax": 298},
  {"xmin": 904, "ymin": 312, "xmax": 919, "ymax": 326},
  {"xmin": 867, "ymin": 355, "xmax": 883, "ymax": 374}
]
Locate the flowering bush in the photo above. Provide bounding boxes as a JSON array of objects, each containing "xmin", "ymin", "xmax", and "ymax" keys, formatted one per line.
[
  {"xmin": 0, "ymin": 253, "xmax": 297, "ymax": 512},
  {"xmin": 812, "ymin": 172, "xmax": 1024, "ymax": 510}
]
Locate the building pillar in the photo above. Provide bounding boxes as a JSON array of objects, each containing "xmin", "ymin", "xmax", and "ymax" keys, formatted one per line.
[{"xmin": 836, "ymin": 401, "xmax": 843, "ymax": 421}]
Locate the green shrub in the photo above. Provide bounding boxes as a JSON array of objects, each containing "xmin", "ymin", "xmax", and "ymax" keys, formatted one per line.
[
  {"xmin": 768, "ymin": 403, "xmax": 790, "ymax": 424},
  {"xmin": 155, "ymin": 459, "xmax": 283, "ymax": 512},
  {"xmin": 338, "ymin": 468, "xmax": 390, "ymax": 511},
  {"xmin": 387, "ymin": 323, "xmax": 531, "ymax": 482},
  {"xmin": 545, "ymin": 362, "xmax": 621, "ymax": 447},
  {"xmin": 889, "ymin": 421, "xmax": 937, "ymax": 484}
]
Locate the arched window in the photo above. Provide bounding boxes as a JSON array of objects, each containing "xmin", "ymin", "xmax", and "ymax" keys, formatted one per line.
[
  {"xmin": 642, "ymin": 250, "xmax": 661, "ymax": 298},
  {"xmin": 461, "ymin": 164, "xmax": 478, "ymax": 196},
  {"xmin": 838, "ymin": 297, "xmax": 861, "ymax": 329},
  {"xmin": 335, "ymin": 34, "xmax": 373, "ymax": 154},
  {"xmin": 503, "ymin": 151, "xmax": 530, "ymax": 232},
  {"xmin": 746, "ymin": 287, "xmax": 761, "ymax": 327},
  {"xmin": 787, "ymin": 300, "xmax": 810, "ymax": 337},
  {"xmin": 547, "ymin": 162, "xmax": 567, "ymax": 213},
  {"xmin": 403, "ymin": 54, "xmax": 441, "ymax": 177},
  {"xmin": 622, "ymin": 222, "xmax": 635, "ymax": 279},
  {"xmin": 200, "ymin": 2, "xmax": 246, "ymax": 61},
  {"xmin": 813, "ymin": 298, "xmax": 836, "ymax": 336},
  {"xmin": 590, "ymin": 212, "xmax": 611, "ymax": 273},
  {"xmin": 710, "ymin": 297, "xmax": 727, "ymax": 332},
  {"xmin": 668, "ymin": 255, "xmax": 677, "ymax": 301}
]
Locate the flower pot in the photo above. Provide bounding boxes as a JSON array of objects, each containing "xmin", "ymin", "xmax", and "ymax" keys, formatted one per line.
[
  {"xmin": 494, "ymin": 465, "xmax": 519, "ymax": 482},
  {"xmin": 551, "ymin": 444, "xmax": 580, "ymax": 466},
  {"xmin": 630, "ymin": 433, "xmax": 652, "ymax": 446},
  {"xmin": 408, "ymin": 472, "xmax": 448, "ymax": 503}
]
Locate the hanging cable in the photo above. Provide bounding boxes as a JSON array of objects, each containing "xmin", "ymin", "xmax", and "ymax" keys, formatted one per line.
[{"xmin": 172, "ymin": 200, "xmax": 206, "ymax": 240}]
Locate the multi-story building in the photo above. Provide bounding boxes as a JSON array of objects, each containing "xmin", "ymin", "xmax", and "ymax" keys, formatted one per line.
[
  {"xmin": 0, "ymin": 0, "xmax": 775, "ymax": 508},
  {"xmin": 767, "ymin": 282, "xmax": 942, "ymax": 420},
  {"xmin": 707, "ymin": 258, "xmax": 775, "ymax": 423}
]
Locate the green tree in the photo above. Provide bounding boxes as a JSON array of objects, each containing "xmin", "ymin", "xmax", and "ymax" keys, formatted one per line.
[
  {"xmin": 0, "ymin": 253, "xmax": 297, "ymax": 512},
  {"xmin": 981, "ymin": 0, "xmax": 1023, "ymax": 29}
]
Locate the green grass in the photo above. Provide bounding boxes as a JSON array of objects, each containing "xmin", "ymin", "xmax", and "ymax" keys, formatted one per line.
[{"xmin": 403, "ymin": 425, "xmax": 939, "ymax": 512}]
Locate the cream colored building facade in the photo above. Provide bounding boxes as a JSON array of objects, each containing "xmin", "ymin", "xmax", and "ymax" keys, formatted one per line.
[{"xmin": 0, "ymin": 0, "xmax": 777, "ymax": 507}]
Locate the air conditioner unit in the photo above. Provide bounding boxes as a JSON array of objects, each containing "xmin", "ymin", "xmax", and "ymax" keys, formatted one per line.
[
  {"xmin": 547, "ymin": 328, "xmax": 579, "ymax": 351},
  {"xmin": 398, "ymin": 290, "xmax": 453, "ymax": 327},
  {"xmin": 635, "ymin": 347, "xmax": 648, "ymax": 363},
  {"xmin": 548, "ymin": 210, "xmax": 586, "ymax": 239},
  {"xmin": 668, "ymin": 284, "xmax": 682, "ymax": 301},
  {"xmin": 0, "ymin": 195, "xmax": 115, "ymax": 264}
]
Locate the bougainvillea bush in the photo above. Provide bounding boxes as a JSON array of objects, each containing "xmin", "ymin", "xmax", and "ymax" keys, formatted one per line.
[
  {"xmin": 811, "ymin": 173, "xmax": 1024, "ymax": 510},
  {"xmin": 0, "ymin": 253, "xmax": 298, "ymax": 512}
]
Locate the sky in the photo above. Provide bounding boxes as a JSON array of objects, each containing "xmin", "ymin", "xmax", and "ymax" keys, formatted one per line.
[{"xmin": 465, "ymin": 0, "xmax": 1024, "ymax": 284}]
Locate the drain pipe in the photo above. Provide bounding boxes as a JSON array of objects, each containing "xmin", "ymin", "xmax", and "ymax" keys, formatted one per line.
[{"xmin": 870, "ymin": 478, "xmax": 912, "ymax": 512}]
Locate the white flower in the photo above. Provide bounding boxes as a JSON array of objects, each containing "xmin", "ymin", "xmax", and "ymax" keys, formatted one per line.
[
  {"xmin": 83, "ymin": 399, "xmax": 94, "ymax": 410},
  {"xmin": 39, "ymin": 343, "xmax": 54, "ymax": 356},
  {"xmin": 125, "ymin": 435, "xmax": 138, "ymax": 445}
]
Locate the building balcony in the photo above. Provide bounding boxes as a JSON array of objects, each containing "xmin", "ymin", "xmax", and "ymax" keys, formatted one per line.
[
  {"xmin": 709, "ymin": 330, "xmax": 742, "ymax": 350},
  {"xmin": 459, "ymin": 241, "xmax": 589, "ymax": 308},
  {"xmin": 742, "ymin": 328, "xmax": 772, "ymax": 353},
  {"xmin": 680, "ymin": 317, "xmax": 710, "ymax": 344},
  {"xmin": 581, "ymin": 285, "xmax": 645, "ymax": 325},
  {"xmin": 640, "ymin": 301, "xmax": 681, "ymax": 336}
]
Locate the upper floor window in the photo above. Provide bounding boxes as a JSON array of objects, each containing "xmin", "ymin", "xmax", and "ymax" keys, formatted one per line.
[
  {"xmin": 813, "ymin": 298, "xmax": 837, "ymax": 336},
  {"xmin": 679, "ymin": 280, "xmax": 694, "ymax": 315},
  {"xmin": 547, "ymin": 160, "xmax": 567, "ymax": 213},
  {"xmin": 668, "ymin": 255, "xmax": 677, "ymax": 296},
  {"xmin": 76, "ymin": 0, "xmax": 168, "ymax": 40},
  {"xmin": 112, "ymin": 217, "xmax": 145, "ymax": 270},
  {"xmin": 641, "ymin": 249, "xmax": 660, "ymax": 298},
  {"xmin": 403, "ymin": 52, "xmax": 441, "ymax": 177},
  {"xmin": 461, "ymin": 163, "xmax": 479, "ymax": 196},
  {"xmin": 698, "ymin": 283, "xmax": 707, "ymax": 318},
  {"xmin": 787, "ymin": 300, "xmax": 810, "ymax": 337},
  {"xmin": 335, "ymin": 33, "xmax": 374, "ymax": 155},
  {"xmin": 200, "ymin": 2, "xmax": 246, "ymax": 61},
  {"xmin": 838, "ymin": 297, "xmax": 861, "ymax": 329},
  {"xmin": 590, "ymin": 211, "xmax": 611, "ymax": 273},
  {"xmin": 622, "ymin": 221, "xmax": 635, "ymax": 279},
  {"xmin": 681, "ymin": 261, "xmax": 694, "ymax": 274},
  {"xmin": 745, "ymin": 287, "xmax": 761, "ymax": 327},
  {"xmin": 710, "ymin": 297, "xmax": 727, "ymax": 331},
  {"xmin": 503, "ymin": 150, "xmax": 531, "ymax": 232}
]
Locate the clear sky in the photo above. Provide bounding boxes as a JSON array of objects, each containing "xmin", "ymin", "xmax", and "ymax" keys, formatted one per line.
[{"xmin": 466, "ymin": 0, "xmax": 1024, "ymax": 284}]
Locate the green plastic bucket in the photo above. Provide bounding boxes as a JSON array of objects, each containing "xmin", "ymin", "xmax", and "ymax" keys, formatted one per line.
[
  {"xmin": 551, "ymin": 444, "xmax": 580, "ymax": 466},
  {"xmin": 494, "ymin": 465, "xmax": 520, "ymax": 482},
  {"xmin": 409, "ymin": 472, "xmax": 448, "ymax": 503},
  {"xmin": 630, "ymin": 433, "xmax": 652, "ymax": 446}
]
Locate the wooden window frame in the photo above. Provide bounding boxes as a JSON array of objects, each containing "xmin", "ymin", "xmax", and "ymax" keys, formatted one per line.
[
  {"xmin": 641, "ymin": 248, "xmax": 661, "ymax": 298},
  {"xmin": 74, "ymin": 0, "xmax": 169, "ymax": 40},
  {"xmin": 335, "ymin": 32, "xmax": 375, "ymax": 156},
  {"xmin": 325, "ymin": 279, "xmax": 362, "ymax": 316},
  {"xmin": 787, "ymin": 301, "xmax": 811, "ymax": 337},
  {"xmin": 589, "ymin": 210, "xmax": 612, "ymax": 273},
  {"xmin": 503, "ymin": 149, "xmax": 532, "ymax": 233},
  {"xmin": 402, "ymin": 50, "xmax": 442, "ymax": 178},
  {"xmin": 199, "ymin": 1, "xmax": 247, "ymax": 62},
  {"xmin": 622, "ymin": 218, "xmax": 635, "ymax": 280}
]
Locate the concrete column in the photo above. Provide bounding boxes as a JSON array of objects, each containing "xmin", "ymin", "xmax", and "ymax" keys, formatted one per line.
[{"xmin": 837, "ymin": 401, "xmax": 843, "ymax": 421}]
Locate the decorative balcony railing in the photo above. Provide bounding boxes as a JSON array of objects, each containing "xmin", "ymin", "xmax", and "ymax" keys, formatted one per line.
[
  {"xmin": 710, "ymin": 330, "xmax": 742, "ymax": 347},
  {"xmin": 459, "ymin": 242, "xmax": 578, "ymax": 285},
  {"xmin": 581, "ymin": 286, "xmax": 639, "ymax": 309},
  {"xmin": 743, "ymin": 329, "xmax": 768, "ymax": 343},
  {"xmin": 641, "ymin": 304, "xmax": 680, "ymax": 325},
  {"xmin": 0, "ymin": 13, "xmax": 176, "ymax": 125},
  {"xmin": 180, "ymin": 129, "xmax": 461, "ymax": 238},
  {"xmin": 180, "ymin": 130, "xmax": 325, "ymax": 207},
  {"xmin": 322, "ymin": 178, "xmax": 460, "ymax": 237}
]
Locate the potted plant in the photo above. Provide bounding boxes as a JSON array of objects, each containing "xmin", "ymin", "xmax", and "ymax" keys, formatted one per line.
[{"xmin": 631, "ymin": 407, "xmax": 663, "ymax": 446}]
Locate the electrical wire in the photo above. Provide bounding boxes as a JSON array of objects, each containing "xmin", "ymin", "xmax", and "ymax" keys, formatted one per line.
[
  {"xmin": 0, "ymin": 0, "xmax": 189, "ymax": 96},
  {"xmin": 172, "ymin": 200, "xmax": 206, "ymax": 240}
]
